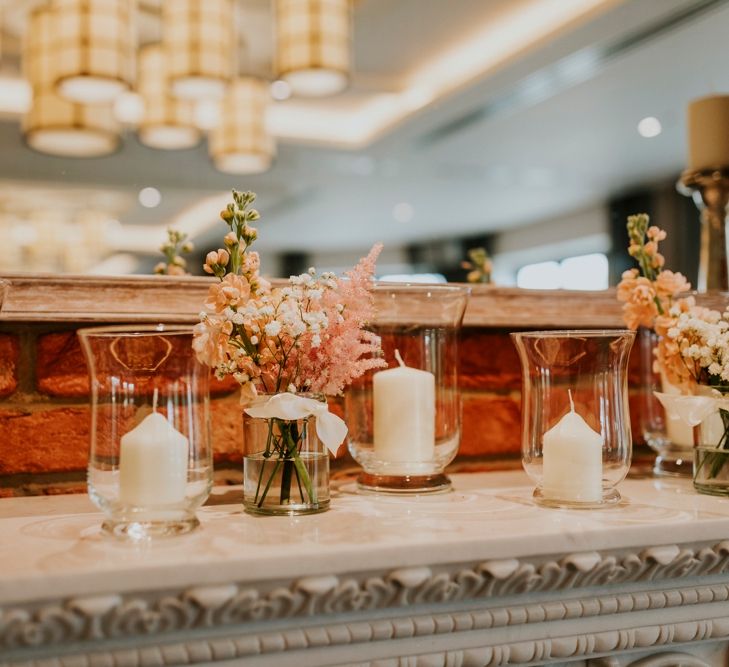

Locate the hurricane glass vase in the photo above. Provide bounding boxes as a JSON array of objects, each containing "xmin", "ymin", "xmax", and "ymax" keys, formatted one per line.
[
  {"xmin": 345, "ymin": 284, "xmax": 470, "ymax": 494},
  {"xmin": 78, "ymin": 325, "xmax": 212, "ymax": 539},
  {"xmin": 638, "ymin": 328, "xmax": 695, "ymax": 477},
  {"xmin": 243, "ymin": 394, "xmax": 330, "ymax": 515},
  {"xmin": 512, "ymin": 329, "xmax": 635, "ymax": 508}
]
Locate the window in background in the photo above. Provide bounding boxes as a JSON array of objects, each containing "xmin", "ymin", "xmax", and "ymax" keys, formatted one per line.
[
  {"xmin": 516, "ymin": 253, "xmax": 608, "ymax": 290},
  {"xmin": 378, "ymin": 273, "xmax": 447, "ymax": 283}
]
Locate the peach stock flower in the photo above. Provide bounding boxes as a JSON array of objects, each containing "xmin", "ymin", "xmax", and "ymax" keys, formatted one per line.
[
  {"xmin": 204, "ymin": 272, "xmax": 251, "ymax": 312},
  {"xmin": 655, "ymin": 270, "xmax": 690, "ymax": 298},
  {"xmin": 617, "ymin": 215, "xmax": 691, "ymax": 331},
  {"xmin": 192, "ymin": 317, "xmax": 233, "ymax": 368},
  {"xmin": 617, "ymin": 269, "xmax": 659, "ymax": 330}
]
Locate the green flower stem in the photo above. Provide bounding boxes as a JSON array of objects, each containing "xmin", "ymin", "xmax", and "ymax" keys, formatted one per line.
[
  {"xmin": 696, "ymin": 408, "xmax": 729, "ymax": 480},
  {"xmin": 280, "ymin": 460, "xmax": 294, "ymax": 504},
  {"xmin": 257, "ymin": 458, "xmax": 282, "ymax": 507},
  {"xmin": 254, "ymin": 417, "xmax": 316, "ymax": 508}
]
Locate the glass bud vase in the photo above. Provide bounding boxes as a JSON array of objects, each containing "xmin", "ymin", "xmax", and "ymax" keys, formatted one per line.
[
  {"xmin": 693, "ymin": 386, "xmax": 729, "ymax": 496},
  {"xmin": 345, "ymin": 284, "xmax": 470, "ymax": 494},
  {"xmin": 242, "ymin": 394, "xmax": 330, "ymax": 515},
  {"xmin": 77, "ymin": 325, "xmax": 212, "ymax": 539},
  {"xmin": 511, "ymin": 330, "xmax": 635, "ymax": 508}
]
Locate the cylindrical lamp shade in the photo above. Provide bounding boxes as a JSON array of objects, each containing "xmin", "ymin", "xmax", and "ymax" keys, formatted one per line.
[
  {"xmin": 137, "ymin": 45, "xmax": 201, "ymax": 150},
  {"xmin": 24, "ymin": 7, "xmax": 120, "ymax": 157},
  {"xmin": 51, "ymin": 0, "xmax": 134, "ymax": 104},
  {"xmin": 275, "ymin": 0, "xmax": 350, "ymax": 97},
  {"xmin": 163, "ymin": 0, "xmax": 235, "ymax": 101},
  {"xmin": 210, "ymin": 78, "xmax": 274, "ymax": 174}
]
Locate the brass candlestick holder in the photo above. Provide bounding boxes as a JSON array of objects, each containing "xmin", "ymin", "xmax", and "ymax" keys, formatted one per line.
[{"xmin": 678, "ymin": 167, "xmax": 729, "ymax": 291}]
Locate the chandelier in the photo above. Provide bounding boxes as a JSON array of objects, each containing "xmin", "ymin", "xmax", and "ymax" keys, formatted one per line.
[
  {"xmin": 209, "ymin": 78, "xmax": 275, "ymax": 174},
  {"xmin": 162, "ymin": 0, "xmax": 236, "ymax": 101},
  {"xmin": 16, "ymin": 0, "xmax": 352, "ymax": 170},
  {"xmin": 23, "ymin": 6, "xmax": 120, "ymax": 157},
  {"xmin": 137, "ymin": 45, "xmax": 201, "ymax": 151},
  {"xmin": 274, "ymin": 0, "xmax": 351, "ymax": 97},
  {"xmin": 51, "ymin": 0, "xmax": 135, "ymax": 104}
]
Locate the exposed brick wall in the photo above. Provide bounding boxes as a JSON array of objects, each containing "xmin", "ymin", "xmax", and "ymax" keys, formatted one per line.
[
  {"xmin": 0, "ymin": 334, "xmax": 19, "ymax": 397},
  {"xmin": 0, "ymin": 321, "xmax": 650, "ymax": 496}
]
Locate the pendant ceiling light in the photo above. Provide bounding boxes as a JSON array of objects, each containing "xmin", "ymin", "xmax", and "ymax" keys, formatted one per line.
[
  {"xmin": 51, "ymin": 0, "xmax": 134, "ymax": 104},
  {"xmin": 163, "ymin": 0, "xmax": 236, "ymax": 101},
  {"xmin": 209, "ymin": 78, "xmax": 274, "ymax": 174},
  {"xmin": 24, "ymin": 6, "xmax": 120, "ymax": 157},
  {"xmin": 137, "ymin": 45, "xmax": 201, "ymax": 150},
  {"xmin": 275, "ymin": 0, "xmax": 351, "ymax": 97}
]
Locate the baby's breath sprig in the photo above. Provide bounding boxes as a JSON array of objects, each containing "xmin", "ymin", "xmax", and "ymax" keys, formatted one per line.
[{"xmin": 154, "ymin": 228, "xmax": 194, "ymax": 276}]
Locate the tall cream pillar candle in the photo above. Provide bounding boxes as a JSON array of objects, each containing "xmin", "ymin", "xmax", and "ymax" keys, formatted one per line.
[
  {"xmin": 119, "ymin": 400, "xmax": 189, "ymax": 506},
  {"xmin": 687, "ymin": 95, "xmax": 729, "ymax": 171},
  {"xmin": 542, "ymin": 392, "xmax": 603, "ymax": 502},
  {"xmin": 373, "ymin": 350, "xmax": 435, "ymax": 463}
]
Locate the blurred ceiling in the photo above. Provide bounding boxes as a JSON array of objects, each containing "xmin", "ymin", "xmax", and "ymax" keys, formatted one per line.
[{"xmin": 0, "ymin": 0, "xmax": 728, "ymax": 270}]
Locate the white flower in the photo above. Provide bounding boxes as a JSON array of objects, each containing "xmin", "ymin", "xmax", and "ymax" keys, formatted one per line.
[
  {"xmin": 264, "ymin": 321, "xmax": 282, "ymax": 336},
  {"xmin": 307, "ymin": 288, "xmax": 323, "ymax": 300},
  {"xmin": 287, "ymin": 383, "xmax": 297, "ymax": 393},
  {"xmin": 250, "ymin": 335, "xmax": 259, "ymax": 345},
  {"xmin": 311, "ymin": 334, "xmax": 321, "ymax": 348}
]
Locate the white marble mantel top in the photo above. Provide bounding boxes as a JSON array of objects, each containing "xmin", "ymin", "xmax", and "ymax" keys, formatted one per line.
[{"xmin": 2, "ymin": 471, "xmax": 729, "ymax": 607}]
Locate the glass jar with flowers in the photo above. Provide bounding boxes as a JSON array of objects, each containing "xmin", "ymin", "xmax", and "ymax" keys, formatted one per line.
[
  {"xmin": 617, "ymin": 214, "xmax": 693, "ymax": 476},
  {"xmin": 617, "ymin": 213, "xmax": 729, "ymax": 493},
  {"xmin": 655, "ymin": 303, "xmax": 729, "ymax": 495},
  {"xmin": 193, "ymin": 190, "xmax": 386, "ymax": 515}
]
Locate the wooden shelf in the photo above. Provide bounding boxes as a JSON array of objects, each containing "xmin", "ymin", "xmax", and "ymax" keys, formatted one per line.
[{"xmin": 0, "ymin": 274, "xmax": 625, "ymax": 328}]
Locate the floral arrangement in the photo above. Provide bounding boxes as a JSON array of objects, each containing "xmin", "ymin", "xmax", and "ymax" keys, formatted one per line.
[
  {"xmin": 154, "ymin": 228, "xmax": 194, "ymax": 276},
  {"xmin": 617, "ymin": 213, "xmax": 729, "ymax": 481},
  {"xmin": 461, "ymin": 247, "xmax": 493, "ymax": 284},
  {"xmin": 193, "ymin": 190, "xmax": 385, "ymax": 510},
  {"xmin": 193, "ymin": 190, "xmax": 385, "ymax": 401}
]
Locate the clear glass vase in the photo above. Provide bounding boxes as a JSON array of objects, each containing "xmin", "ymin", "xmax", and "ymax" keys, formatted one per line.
[
  {"xmin": 641, "ymin": 292, "xmax": 729, "ymax": 477},
  {"xmin": 693, "ymin": 386, "xmax": 729, "ymax": 496},
  {"xmin": 77, "ymin": 325, "xmax": 212, "ymax": 539},
  {"xmin": 345, "ymin": 284, "xmax": 470, "ymax": 494},
  {"xmin": 242, "ymin": 394, "xmax": 330, "ymax": 515},
  {"xmin": 641, "ymin": 328, "xmax": 701, "ymax": 477},
  {"xmin": 511, "ymin": 330, "xmax": 635, "ymax": 508}
]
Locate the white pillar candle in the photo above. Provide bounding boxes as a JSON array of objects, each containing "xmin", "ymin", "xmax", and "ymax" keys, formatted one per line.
[
  {"xmin": 119, "ymin": 411, "xmax": 189, "ymax": 507},
  {"xmin": 687, "ymin": 95, "xmax": 729, "ymax": 171},
  {"xmin": 542, "ymin": 393, "xmax": 603, "ymax": 502},
  {"xmin": 373, "ymin": 350, "xmax": 435, "ymax": 463}
]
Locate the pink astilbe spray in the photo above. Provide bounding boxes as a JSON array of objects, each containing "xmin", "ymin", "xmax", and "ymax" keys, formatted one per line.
[{"xmin": 305, "ymin": 243, "xmax": 387, "ymax": 395}]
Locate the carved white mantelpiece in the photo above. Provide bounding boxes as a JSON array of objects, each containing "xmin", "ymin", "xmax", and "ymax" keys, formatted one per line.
[{"xmin": 2, "ymin": 472, "xmax": 729, "ymax": 666}]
